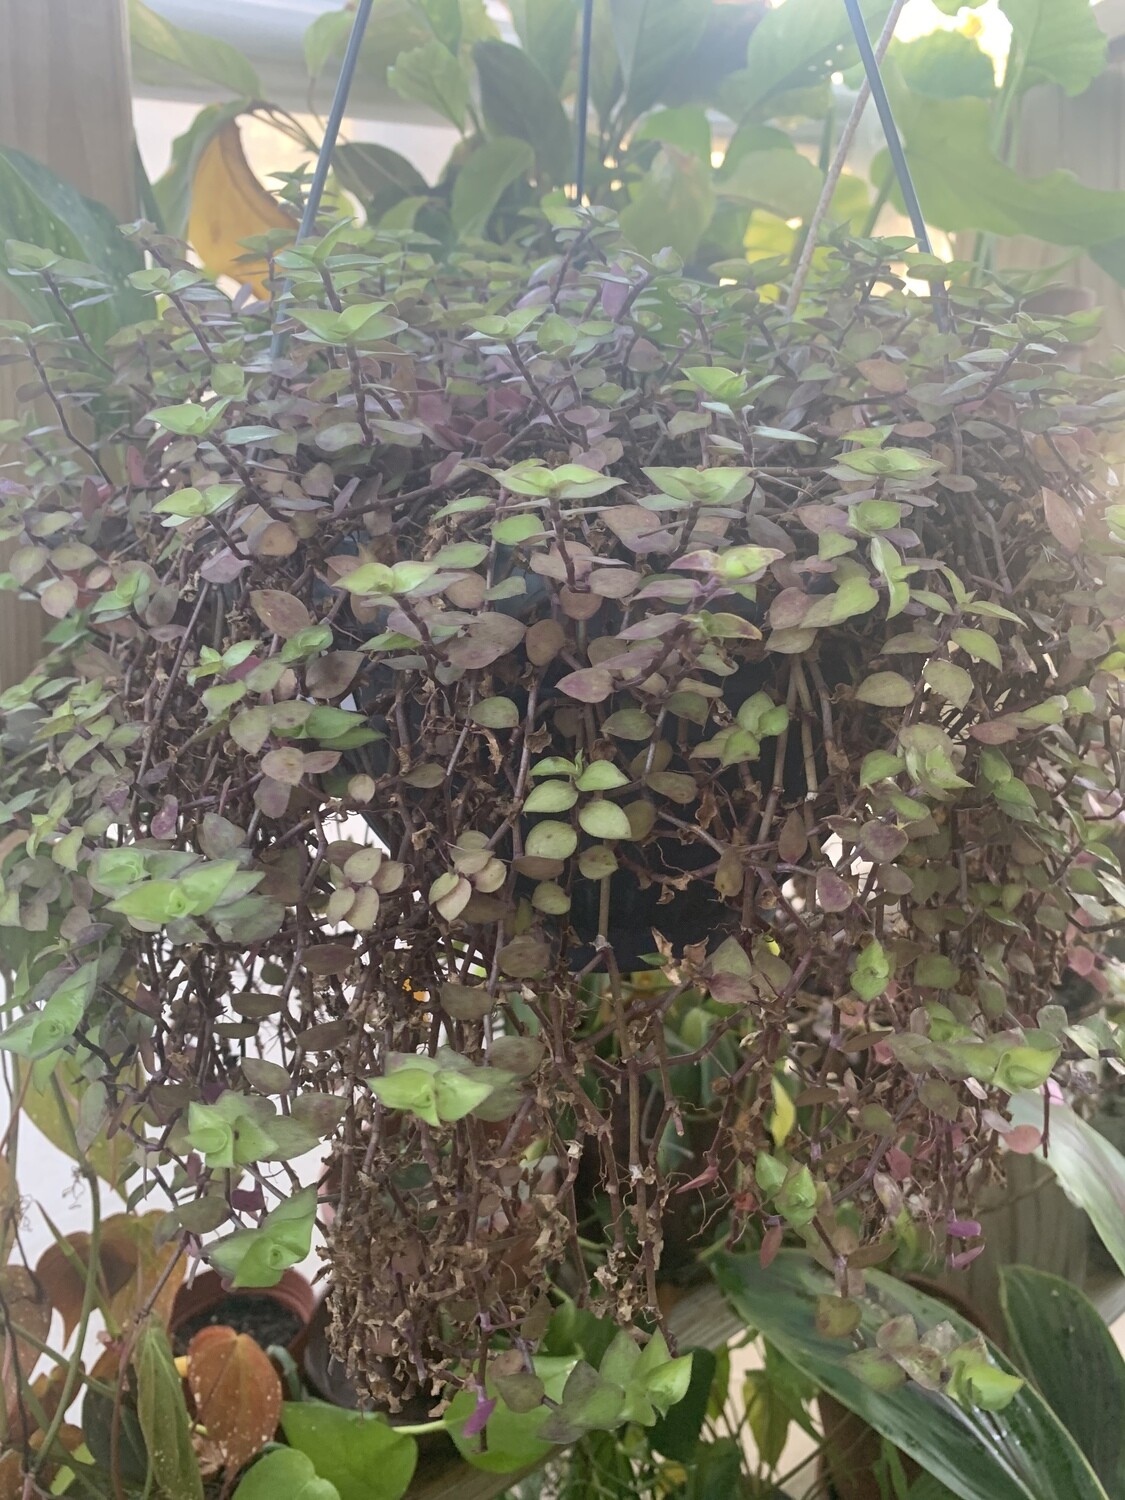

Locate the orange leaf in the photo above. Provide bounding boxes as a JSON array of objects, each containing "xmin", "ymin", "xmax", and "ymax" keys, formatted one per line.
[
  {"xmin": 35, "ymin": 1213, "xmax": 184, "ymax": 1340},
  {"xmin": 186, "ymin": 1326, "xmax": 282, "ymax": 1472}
]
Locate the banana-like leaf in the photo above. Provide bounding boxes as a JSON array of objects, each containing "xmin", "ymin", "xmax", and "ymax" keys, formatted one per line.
[
  {"xmin": 1009, "ymin": 1090, "xmax": 1125, "ymax": 1280},
  {"xmin": 999, "ymin": 1265, "xmax": 1125, "ymax": 1498},
  {"xmin": 714, "ymin": 1250, "xmax": 1110, "ymax": 1500}
]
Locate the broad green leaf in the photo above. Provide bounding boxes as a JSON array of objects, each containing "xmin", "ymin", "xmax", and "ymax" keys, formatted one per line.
[
  {"xmin": 632, "ymin": 106, "xmax": 712, "ymax": 164},
  {"xmin": 416, "ymin": 0, "xmax": 462, "ymax": 53},
  {"xmin": 609, "ymin": 0, "xmax": 710, "ymax": 127},
  {"xmin": 134, "ymin": 1319, "xmax": 204, "ymax": 1500},
  {"xmin": 280, "ymin": 1400, "xmax": 417, "ymax": 1500},
  {"xmin": 734, "ymin": 0, "xmax": 893, "ymax": 119},
  {"xmin": 880, "ymin": 94, "xmax": 1125, "ymax": 262},
  {"xmin": 474, "ymin": 40, "xmax": 572, "ymax": 186},
  {"xmin": 999, "ymin": 0, "xmax": 1107, "ymax": 97},
  {"xmin": 839, "ymin": 446, "xmax": 937, "ymax": 478},
  {"xmin": 714, "ymin": 1251, "xmax": 1111, "ymax": 1500},
  {"xmin": 446, "ymin": 1389, "xmax": 552, "ymax": 1472},
  {"xmin": 388, "ymin": 41, "xmax": 469, "ymax": 129},
  {"xmin": 470, "ymin": 697, "xmax": 520, "ymax": 730},
  {"xmin": 648, "ymin": 1345, "xmax": 716, "ymax": 1460},
  {"xmin": 368, "ymin": 1066, "xmax": 441, "ymax": 1127},
  {"xmin": 129, "ymin": 0, "xmax": 260, "ymax": 95},
  {"xmin": 233, "ymin": 1449, "xmax": 340, "ymax": 1500},
  {"xmin": 1008, "ymin": 1092, "xmax": 1125, "ymax": 1280},
  {"xmin": 304, "ymin": 9, "xmax": 357, "ymax": 78},
  {"xmin": 861, "ymin": 752, "xmax": 905, "ymax": 788},
  {"xmin": 743, "ymin": 1368, "xmax": 790, "ymax": 1469},
  {"xmin": 333, "ymin": 142, "xmax": 430, "ymax": 223},
  {"xmin": 153, "ymin": 483, "xmax": 241, "ymax": 526},
  {"xmin": 433, "ymin": 1068, "xmax": 498, "ymax": 1121},
  {"xmin": 451, "ymin": 137, "xmax": 535, "ymax": 238},
  {"xmin": 621, "ymin": 146, "xmax": 715, "ymax": 263},
  {"xmin": 510, "ymin": 0, "xmax": 579, "ymax": 93},
  {"xmin": 576, "ymin": 762, "xmax": 630, "ymax": 792},
  {"xmin": 716, "ymin": 148, "xmax": 824, "ymax": 221},
  {"xmin": 888, "ymin": 31, "xmax": 996, "ymax": 100},
  {"xmin": 150, "ymin": 400, "xmax": 229, "ymax": 436},
  {"xmin": 0, "ymin": 148, "xmax": 145, "ymax": 349},
  {"xmin": 999, "ymin": 1266, "xmax": 1125, "ymax": 1496}
]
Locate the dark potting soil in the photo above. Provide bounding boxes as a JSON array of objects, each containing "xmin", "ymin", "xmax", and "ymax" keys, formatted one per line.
[{"xmin": 173, "ymin": 1294, "xmax": 302, "ymax": 1355}]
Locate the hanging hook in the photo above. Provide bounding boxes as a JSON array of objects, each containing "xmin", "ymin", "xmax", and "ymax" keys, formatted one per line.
[
  {"xmin": 574, "ymin": 0, "xmax": 595, "ymax": 203},
  {"xmin": 841, "ymin": 0, "xmax": 949, "ymax": 329}
]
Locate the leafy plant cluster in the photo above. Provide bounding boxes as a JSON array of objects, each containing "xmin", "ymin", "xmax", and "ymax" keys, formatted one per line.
[
  {"xmin": 2, "ymin": 203, "xmax": 1125, "ymax": 1441},
  {"xmin": 5, "ymin": 0, "xmax": 1125, "ymax": 324},
  {"xmin": 318, "ymin": 0, "xmax": 1125, "ymax": 273}
]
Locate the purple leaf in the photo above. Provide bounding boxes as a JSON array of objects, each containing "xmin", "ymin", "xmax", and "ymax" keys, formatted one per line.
[{"xmin": 463, "ymin": 1390, "xmax": 497, "ymax": 1437}]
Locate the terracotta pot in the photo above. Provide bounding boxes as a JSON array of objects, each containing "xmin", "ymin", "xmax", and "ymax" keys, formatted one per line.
[{"xmin": 169, "ymin": 1267, "xmax": 315, "ymax": 1359}]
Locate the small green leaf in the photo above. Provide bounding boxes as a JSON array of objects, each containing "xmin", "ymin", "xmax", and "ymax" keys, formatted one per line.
[
  {"xmin": 208, "ymin": 1186, "xmax": 317, "ymax": 1289},
  {"xmin": 150, "ymin": 399, "xmax": 229, "ymax": 436},
  {"xmin": 923, "ymin": 659, "xmax": 973, "ymax": 710},
  {"xmin": 388, "ymin": 40, "xmax": 469, "ymax": 128},
  {"xmin": 576, "ymin": 761, "xmax": 630, "ymax": 792},
  {"xmin": 468, "ymin": 696, "xmax": 519, "ymax": 732},
  {"xmin": 952, "ymin": 627, "xmax": 1002, "ymax": 670},
  {"xmin": 853, "ymin": 940, "xmax": 891, "ymax": 1002},
  {"xmin": 856, "ymin": 672, "xmax": 915, "ymax": 707},
  {"xmin": 525, "ymin": 821, "xmax": 579, "ymax": 859},
  {"xmin": 578, "ymin": 800, "xmax": 633, "ymax": 840},
  {"xmin": 524, "ymin": 781, "xmax": 579, "ymax": 814},
  {"xmin": 860, "ymin": 750, "xmax": 904, "ymax": 786},
  {"xmin": 802, "ymin": 576, "xmax": 880, "ymax": 628},
  {"xmin": 492, "ymin": 514, "xmax": 546, "ymax": 545}
]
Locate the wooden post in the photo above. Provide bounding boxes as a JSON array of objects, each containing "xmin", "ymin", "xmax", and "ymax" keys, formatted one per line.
[
  {"xmin": 0, "ymin": 0, "xmax": 136, "ymax": 689},
  {"xmin": 994, "ymin": 0, "xmax": 1125, "ymax": 351}
]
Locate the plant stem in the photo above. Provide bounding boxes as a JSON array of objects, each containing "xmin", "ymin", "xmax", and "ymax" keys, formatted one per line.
[
  {"xmin": 786, "ymin": 0, "xmax": 908, "ymax": 315},
  {"xmin": 31, "ymin": 1078, "xmax": 102, "ymax": 1479}
]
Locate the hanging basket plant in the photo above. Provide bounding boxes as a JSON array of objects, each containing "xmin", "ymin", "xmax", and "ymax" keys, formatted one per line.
[{"xmin": 1, "ymin": 211, "xmax": 1124, "ymax": 1422}]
